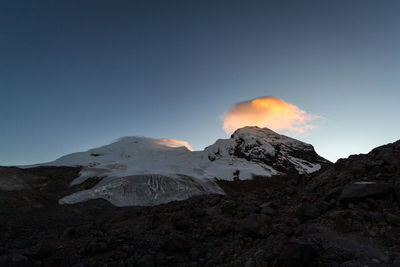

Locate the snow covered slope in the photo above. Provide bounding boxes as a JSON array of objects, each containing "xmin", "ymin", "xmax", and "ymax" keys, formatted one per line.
[{"xmin": 33, "ymin": 127, "xmax": 329, "ymax": 206}]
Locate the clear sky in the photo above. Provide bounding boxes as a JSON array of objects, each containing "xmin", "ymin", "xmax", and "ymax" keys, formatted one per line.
[{"xmin": 1, "ymin": 0, "xmax": 400, "ymax": 165}]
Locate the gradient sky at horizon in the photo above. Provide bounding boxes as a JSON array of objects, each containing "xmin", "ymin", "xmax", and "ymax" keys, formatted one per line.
[{"xmin": 1, "ymin": 0, "xmax": 400, "ymax": 165}]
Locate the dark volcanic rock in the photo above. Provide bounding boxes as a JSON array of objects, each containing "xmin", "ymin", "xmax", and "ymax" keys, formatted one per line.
[
  {"xmin": 273, "ymin": 240, "xmax": 317, "ymax": 266},
  {"xmin": 240, "ymin": 213, "xmax": 272, "ymax": 237},
  {"xmin": 385, "ymin": 213, "xmax": 400, "ymax": 226},
  {"xmin": 393, "ymin": 256, "xmax": 400, "ymax": 267},
  {"xmin": 136, "ymin": 254, "xmax": 155, "ymax": 267},
  {"xmin": 296, "ymin": 202, "xmax": 320, "ymax": 221},
  {"xmin": 214, "ymin": 221, "xmax": 232, "ymax": 235},
  {"xmin": 335, "ymin": 215, "xmax": 352, "ymax": 233},
  {"xmin": 339, "ymin": 182, "xmax": 392, "ymax": 202},
  {"xmin": 35, "ymin": 241, "xmax": 56, "ymax": 259},
  {"xmin": 261, "ymin": 206, "xmax": 276, "ymax": 216},
  {"xmin": 220, "ymin": 200, "xmax": 237, "ymax": 215},
  {"xmin": 0, "ymin": 253, "xmax": 30, "ymax": 267},
  {"xmin": 160, "ymin": 233, "xmax": 191, "ymax": 252}
]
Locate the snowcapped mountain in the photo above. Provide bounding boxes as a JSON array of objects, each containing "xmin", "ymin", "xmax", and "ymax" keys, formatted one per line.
[{"xmin": 31, "ymin": 127, "xmax": 329, "ymax": 206}]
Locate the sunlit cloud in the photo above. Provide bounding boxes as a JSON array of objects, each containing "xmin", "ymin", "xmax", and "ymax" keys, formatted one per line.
[
  {"xmin": 159, "ymin": 138, "xmax": 194, "ymax": 151},
  {"xmin": 221, "ymin": 96, "xmax": 321, "ymax": 135}
]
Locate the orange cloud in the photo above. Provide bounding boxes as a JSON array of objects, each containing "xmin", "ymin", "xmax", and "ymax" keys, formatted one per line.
[
  {"xmin": 159, "ymin": 138, "xmax": 193, "ymax": 151},
  {"xmin": 221, "ymin": 96, "xmax": 320, "ymax": 135}
]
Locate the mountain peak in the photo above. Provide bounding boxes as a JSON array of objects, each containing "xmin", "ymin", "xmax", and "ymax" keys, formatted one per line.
[
  {"xmin": 206, "ymin": 126, "xmax": 329, "ymax": 177},
  {"xmin": 231, "ymin": 126, "xmax": 276, "ymax": 136},
  {"xmin": 231, "ymin": 126, "xmax": 310, "ymax": 149},
  {"xmin": 27, "ymin": 129, "xmax": 330, "ymax": 206}
]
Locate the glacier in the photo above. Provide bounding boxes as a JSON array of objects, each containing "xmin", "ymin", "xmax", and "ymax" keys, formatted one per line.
[{"xmin": 27, "ymin": 127, "xmax": 328, "ymax": 206}]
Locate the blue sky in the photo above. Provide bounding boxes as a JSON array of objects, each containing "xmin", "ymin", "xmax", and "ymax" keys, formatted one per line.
[{"xmin": 1, "ymin": 0, "xmax": 400, "ymax": 165}]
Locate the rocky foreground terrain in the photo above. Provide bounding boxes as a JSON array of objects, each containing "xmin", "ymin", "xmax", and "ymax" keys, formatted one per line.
[{"xmin": 1, "ymin": 140, "xmax": 400, "ymax": 266}]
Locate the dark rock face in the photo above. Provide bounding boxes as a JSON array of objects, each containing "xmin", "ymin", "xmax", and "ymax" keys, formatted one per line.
[{"xmin": 1, "ymin": 139, "xmax": 400, "ymax": 266}]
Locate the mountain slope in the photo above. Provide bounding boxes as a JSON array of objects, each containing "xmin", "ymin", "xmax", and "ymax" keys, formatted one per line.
[
  {"xmin": 27, "ymin": 127, "xmax": 329, "ymax": 206},
  {"xmin": 0, "ymin": 166, "xmax": 40, "ymax": 191}
]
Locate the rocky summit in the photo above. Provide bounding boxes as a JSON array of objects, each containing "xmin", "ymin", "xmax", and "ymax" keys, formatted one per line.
[{"xmin": 1, "ymin": 135, "xmax": 400, "ymax": 266}]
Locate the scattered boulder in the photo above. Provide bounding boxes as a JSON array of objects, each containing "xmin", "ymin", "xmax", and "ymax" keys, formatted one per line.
[{"xmin": 260, "ymin": 202, "xmax": 277, "ymax": 216}]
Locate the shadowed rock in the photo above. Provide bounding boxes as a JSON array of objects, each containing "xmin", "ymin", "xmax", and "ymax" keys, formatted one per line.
[{"xmin": 339, "ymin": 182, "xmax": 392, "ymax": 203}]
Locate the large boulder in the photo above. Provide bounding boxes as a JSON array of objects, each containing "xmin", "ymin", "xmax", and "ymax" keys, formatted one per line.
[{"xmin": 339, "ymin": 182, "xmax": 392, "ymax": 203}]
